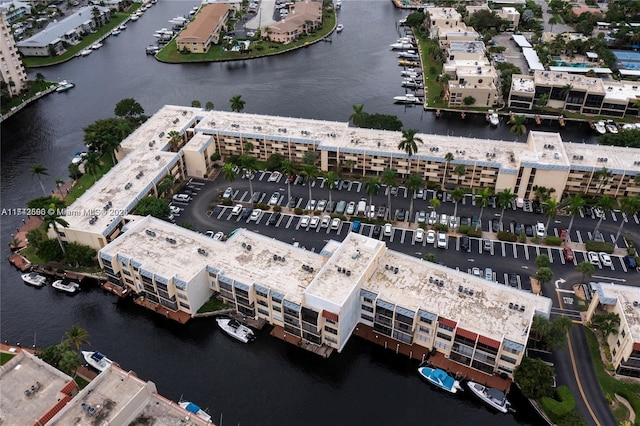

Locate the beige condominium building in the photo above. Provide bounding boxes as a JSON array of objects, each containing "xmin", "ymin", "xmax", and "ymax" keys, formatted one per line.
[
  {"xmin": 0, "ymin": 14, "xmax": 27, "ymax": 95},
  {"xmin": 56, "ymin": 105, "xmax": 639, "ymax": 252},
  {"xmin": 585, "ymin": 283, "xmax": 640, "ymax": 378},
  {"xmin": 508, "ymin": 70, "xmax": 640, "ymax": 118},
  {"xmin": 99, "ymin": 216, "xmax": 552, "ymax": 378},
  {"xmin": 266, "ymin": 0, "xmax": 323, "ymax": 44},
  {"xmin": 176, "ymin": 3, "xmax": 231, "ymax": 53},
  {"xmin": 424, "ymin": 6, "xmax": 480, "ymax": 49},
  {"xmin": 443, "ymin": 42, "xmax": 500, "ymax": 108}
]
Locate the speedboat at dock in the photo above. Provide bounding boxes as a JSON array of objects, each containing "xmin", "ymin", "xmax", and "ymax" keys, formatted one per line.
[
  {"xmin": 82, "ymin": 351, "xmax": 113, "ymax": 372},
  {"xmin": 179, "ymin": 401, "xmax": 211, "ymax": 422},
  {"xmin": 417, "ymin": 366, "xmax": 463, "ymax": 394},
  {"xmin": 605, "ymin": 121, "xmax": 618, "ymax": 134},
  {"xmin": 22, "ymin": 272, "xmax": 47, "ymax": 287},
  {"xmin": 56, "ymin": 80, "xmax": 75, "ymax": 93},
  {"xmin": 390, "ymin": 42, "xmax": 413, "ymax": 50},
  {"xmin": 467, "ymin": 381, "xmax": 512, "ymax": 413},
  {"xmin": 594, "ymin": 121, "xmax": 606, "ymax": 135},
  {"xmin": 336, "ymin": 24, "xmax": 343, "ymax": 32},
  {"xmin": 52, "ymin": 279, "xmax": 80, "ymax": 294},
  {"xmin": 393, "ymin": 93, "xmax": 422, "ymax": 104},
  {"xmin": 216, "ymin": 318, "xmax": 256, "ymax": 343}
]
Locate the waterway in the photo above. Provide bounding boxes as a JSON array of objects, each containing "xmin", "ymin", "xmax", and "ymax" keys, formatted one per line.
[{"xmin": 1, "ymin": 1, "xmax": 596, "ymax": 424}]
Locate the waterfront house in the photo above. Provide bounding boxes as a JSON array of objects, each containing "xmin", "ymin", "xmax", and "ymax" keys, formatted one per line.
[
  {"xmin": 266, "ymin": 0, "xmax": 323, "ymax": 44},
  {"xmin": 0, "ymin": 0, "xmax": 32, "ymax": 23},
  {"xmin": 175, "ymin": 3, "xmax": 231, "ymax": 53}
]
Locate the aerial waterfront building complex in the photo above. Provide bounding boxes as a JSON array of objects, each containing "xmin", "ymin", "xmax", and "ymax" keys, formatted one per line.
[
  {"xmin": 54, "ymin": 105, "xmax": 640, "ymax": 252},
  {"xmin": 99, "ymin": 215, "xmax": 553, "ymax": 378},
  {"xmin": 175, "ymin": 3, "xmax": 231, "ymax": 53},
  {"xmin": 0, "ymin": 14, "xmax": 28, "ymax": 96}
]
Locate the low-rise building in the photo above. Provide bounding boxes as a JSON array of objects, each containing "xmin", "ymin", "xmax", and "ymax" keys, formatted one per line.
[
  {"xmin": 585, "ymin": 283, "xmax": 640, "ymax": 378},
  {"xmin": 176, "ymin": 3, "xmax": 231, "ymax": 53},
  {"xmin": 16, "ymin": 6, "xmax": 111, "ymax": 57},
  {"xmin": 0, "ymin": 13, "xmax": 28, "ymax": 95},
  {"xmin": 497, "ymin": 6, "xmax": 520, "ymax": 30},
  {"xmin": 445, "ymin": 61, "xmax": 499, "ymax": 107},
  {"xmin": 0, "ymin": 0, "xmax": 32, "ymax": 23},
  {"xmin": 266, "ymin": 0, "xmax": 323, "ymax": 44},
  {"xmin": 99, "ymin": 216, "xmax": 553, "ymax": 378},
  {"xmin": 425, "ymin": 6, "xmax": 464, "ymax": 38}
]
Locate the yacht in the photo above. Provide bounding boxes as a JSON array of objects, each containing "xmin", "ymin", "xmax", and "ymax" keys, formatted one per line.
[
  {"xmin": 111, "ymin": 29, "xmax": 121, "ymax": 36},
  {"xmin": 216, "ymin": 318, "xmax": 256, "ymax": 343},
  {"xmin": 467, "ymin": 381, "xmax": 512, "ymax": 413},
  {"xmin": 52, "ymin": 279, "xmax": 80, "ymax": 294},
  {"xmin": 21, "ymin": 272, "xmax": 47, "ymax": 287},
  {"xmin": 82, "ymin": 351, "xmax": 113, "ymax": 372},
  {"xmin": 605, "ymin": 121, "xmax": 618, "ymax": 134},
  {"xmin": 90, "ymin": 42, "xmax": 103, "ymax": 50},
  {"xmin": 401, "ymin": 79, "xmax": 422, "ymax": 89},
  {"xmin": 398, "ymin": 51, "xmax": 419, "ymax": 59},
  {"xmin": 390, "ymin": 42, "xmax": 413, "ymax": 50},
  {"xmin": 594, "ymin": 121, "xmax": 606, "ymax": 135},
  {"xmin": 119, "ymin": 24, "xmax": 127, "ymax": 30},
  {"xmin": 179, "ymin": 401, "xmax": 211, "ymax": 422},
  {"xmin": 80, "ymin": 49, "xmax": 92, "ymax": 56},
  {"xmin": 336, "ymin": 24, "xmax": 343, "ymax": 33},
  {"xmin": 393, "ymin": 93, "xmax": 422, "ymax": 104},
  {"xmin": 417, "ymin": 367, "xmax": 463, "ymax": 394},
  {"xmin": 129, "ymin": 14, "xmax": 139, "ymax": 21},
  {"xmin": 55, "ymin": 80, "xmax": 75, "ymax": 93}
]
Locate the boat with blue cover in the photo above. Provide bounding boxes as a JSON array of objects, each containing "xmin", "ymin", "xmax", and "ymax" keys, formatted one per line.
[
  {"xmin": 179, "ymin": 401, "xmax": 211, "ymax": 422},
  {"xmin": 417, "ymin": 366, "xmax": 463, "ymax": 394}
]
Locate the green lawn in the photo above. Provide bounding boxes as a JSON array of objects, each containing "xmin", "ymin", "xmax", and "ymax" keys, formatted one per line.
[
  {"xmin": 584, "ymin": 327, "xmax": 639, "ymax": 425},
  {"xmin": 1, "ymin": 80, "xmax": 56, "ymax": 115},
  {"xmin": 0, "ymin": 352, "xmax": 16, "ymax": 365},
  {"xmin": 74, "ymin": 375, "xmax": 90, "ymax": 390},
  {"xmin": 196, "ymin": 297, "xmax": 231, "ymax": 314},
  {"xmin": 417, "ymin": 36, "xmax": 446, "ymax": 109}
]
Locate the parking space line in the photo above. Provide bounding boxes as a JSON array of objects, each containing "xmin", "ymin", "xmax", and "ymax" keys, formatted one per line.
[
  {"xmin": 535, "ymin": 246, "xmax": 540, "ymax": 258},
  {"xmin": 284, "ymin": 215, "xmax": 294, "ymax": 228},
  {"xmin": 559, "ymin": 249, "xmax": 565, "ymax": 265},
  {"xmin": 547, "ymin": 247, "xmax": 553, "ymax": 263},
  {"xmin": 634, "ymin": 213, "xmax": 639, "ymax": 225},
  {"xmin": 575, "ymin": 230, "xmax": 583, "ymax": 244},
  {"xmin": 513, "ymin": 243, "xmax": 517, "ymax": 259},
  {"xmin": 524, "ymin": 247, "xmax": 529, "ymax": 260},
  {"xmin": 610, "ymin": 211, "xmax": 617, "ymax": 221},
  {"xmin": 501, "ymin": 242, "xmax": 506, "ymax": 257},
  {"xmin": 401, "ymin": 230, "xmax": 408, "ymax": 244},
  {"xmin": 619, "ymin": 258, "xmax": 628, "ymax": 273}
]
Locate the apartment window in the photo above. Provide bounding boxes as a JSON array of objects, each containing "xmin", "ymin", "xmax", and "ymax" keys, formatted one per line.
[
  {"xmin": 361, "ymin": 314, "xmax": 373, "ymax": 322},
  {"xmin": 324, "ymin": 326, "xmax": 337, "ymax": 335},
  {"xmin": 500, "ymin": 354, "xmax": 517, "ymax": 364},
  {"xmin": 436, "ymin": 332, "xmax": 452, "ymax": 341},
  {"xmin": 613, "ymin": 348, "xmax": 617, "ymax": 357},
  {"xmin": 617, "ymin": 340, "xmax": 621, "ymax": 348},
  {"xmin": 361, "ymin": 305, "xmax": 373, "ymax": 313},
  {"xmin": 622, "ymin": 329, "xmax": 626, "ymax": 338},
  {"xmin": 438, "ymin": 323, "xmax": 454, "ymax": 332}
]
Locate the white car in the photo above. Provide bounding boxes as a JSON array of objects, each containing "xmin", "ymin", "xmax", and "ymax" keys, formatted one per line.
[
  {"xmin": 169, "ymin": 204, "xmax": 181, "ymax": 215},
  {"xmin": 172, "ymin": 194, "xmax": 191, "ymax": 203},
  {"xmin": 222, "ymin": 187, "xmax": 233, "ymax": 199},
  {"xmin": 417, "ymin": 211, "xmax": 426, "ymax": 223},
  {"xmin": 307, "ymin": 199, "xmax": 317, "ymax": 210},
  {"xmin": 383, "ymin": 223, "xmax": 393, "ymax": 236},
  {"xmin": 268, "ymin": 192, "xmax": 281, "ymax": 205},
  {"xmin": 249, "ymin": 209, "xmax": 262, "ymax": 222},
  {"xmin": 599, "ymin": 252, "xmax": 612, "ymax": 267},
  {"xmin": 268, "ymin": 171, "xmax": 282, "ymax": 182},
  {"xmin": 231, "ymin": 204, "xmax": 243, "ymax": 215},
  {"xmin": 437, "ymin": 231, "xmax": 447, "ymax": 248},
  {"xmin": 449, "ymin": 216, "xmax": 458, "ymax": 229},
  {"xmin": 428, "ymin": 211, "xmax": 437, "ymax": 225},
  {"xmin": 320, "ymin": 215, "xmax": 331, "ymax": 228},
  {"xmin": 439, "ymin": 214, "xmax": 448, "ymax": 226},
  {"xmin": 587, "ymin": 251, "xmax": 600, "ymax": 265},
  {"xmin": 300, "ymin": 215, "xmax": 311, "ymax": 228},
  {"xmin": 346, "ymin": 201, "xmax": 356, "ymax": 215},
  {"xmin": 317, "ymin": 200, "xmax": 327, "ymax": 211},
  {"xmin": 535, "ymin": 222, "xmax": 546, "ymax": 238},
  {"xmin": 471, "ymin": 267, "xmax": 481, "ymax": 277},
  {"xmin": 309, "ymin": 216, "xmax": 320, "ymax": 229},
  {"xmin": 213, "ymin": 232, "xmax": 225, "ymax": 241},
  {"xmin": 426, "ymin": 230, "xmax": 436, "ymax": 244},
  {"xmin": 414, "ymin": 228, "xmax": 424, "ymax": 243},
  {"xmin": 330, "ymin": 218, "xmax": 341, "ymax": 230}
]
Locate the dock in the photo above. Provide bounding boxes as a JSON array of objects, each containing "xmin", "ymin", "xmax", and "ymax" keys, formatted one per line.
[{"xmin": 270, "ymin": 325, "xmax": 334, "ymax": 358}]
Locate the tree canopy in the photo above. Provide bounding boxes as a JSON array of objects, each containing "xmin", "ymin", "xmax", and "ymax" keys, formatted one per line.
[
  {"xmin": 83, "ymin": 117, "xmax": 132, "ymax": 151},
  {"xmin": 135, "ymin": 197, "xmax": 171, "ymax": 219},
  {"xmin": 598, "ymin": 129, "xmax": 640, "ymax": 148},
  {"xmin": 114, "ymin": 98, "xmax": 146, "ymax": 124},
  {"xmin": 359, "ymin": 113, "xmax": 403, "ymax": 131},
  {"xmin": 514, "ymin": 357, "xmax": 556, "ymax": 399}
]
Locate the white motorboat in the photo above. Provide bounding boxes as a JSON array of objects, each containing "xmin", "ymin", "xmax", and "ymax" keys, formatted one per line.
[
  {"xmin": 119, "ymin": 24, "xmax": 127, "ymax": 30},
  {"xmin": 594, "ymin": 121, "xmax": 606, "ymax": 135},
  {"xmin": 401, "ymin": 70, "xmax": 420, "ymax": 78},
  {"xmin": 135, "ymin": 10, "xmax": 144, "ymax": 16},
  {"xmin": 390, "ymin": 42, "xmax": 413, "ymax": 50},
  {"xmin": 90, "ymin": 42, "xmax": 103, "ymax": 50},
  {"xmin": 393, "ymin": 93, "xmax": 422, "ymax": 104},
  {"xmin": 398, "ymin": 51, "xmax": 419, "ymax": 59},
  {"xmin": 335, "ymin": 0, "xmax": 341, "ymax": 9},
  {"xmin": 622, "ymin": 123, "xmax": 636, "ymax": 130},
  {"xmin": 489, "ymin": 113, "xmax": 499, "ymax": 127},
  {"xmin": 605, "ymin": 121, "xmax": 618, "ymax": 134},
  {"xmin": 467, "ymin": 381, "xmax": 512, "ymax": 413},
  {"xmin": 82, "ymin": 351, "xmax": 113, "ymax": 372},
  {"xmin": 336, "ymin": 24, "xmax": 343, "ymax": 33},
  {"xmin": 402, "ymin": 79, "xmax": 422, "ymax": 89},
  {"xmin": 21, "ymin": 272, "xmax": 47, "ymax": 287},
  {"xmin": 216, "ymin": 318, "xmax": 256, "ymax": 343},
  {"xmin": 80, "ymin": 49, "xmax": 92, "ymax": 56},
  {"xmin": 129, "ymin": 14, "xmax": 139, "ymax": 21},
  {"xmin": 52, "ymin": 279, "xmax": 80, "ymax": 294},
  {"xmin": 179, "ymin": 401, "xmax": 211, "ymax": 422},
  {"xmin": 417, "ymin": 367, "xmax": 463, "ymax": 394},
  {"xmin": 55, "ymin": 80, "xmax": 75, "ymax": 93},
  {"xmin": 111, "ymin": 29, "xmax": 121, "ymax": 36}
]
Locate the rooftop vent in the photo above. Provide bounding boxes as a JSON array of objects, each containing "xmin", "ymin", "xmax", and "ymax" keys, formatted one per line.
[
  {"xmin": 159, "ymin": 132, "xmax": 165, "ymax": 138},
  {"xmin": 173, "ymin": 118, "xmax": 179, "ymax": 124},
  {"xmin": 165, "ymin": 237, "xmax": 176, "ymax": 244},
  {"xmin": 246, "ymin": 244, "xmax": 252, "ymax": 251},
  {"xmin": 197, "ymin": 248, "xmax": 208, "ymax": 256},
  {"xmin": 346, "ymin": 270, "xmax": 351, "ymax": 276},
  {"xmin": 124, "ymin": 182, "xmax": 132, "ymax": 190},
  {"xmin": 182, "ymin": 110, "xmax": 187, "ymax": 116},
  {"xmin": 634, "ymin": 301, "xmax": 639, "ymax": 307},
  {"xmin": 155, "ymin": 155, "xmax": 161, "ymax": 161},
  {"xmin": 145, "ymin": 229, "xmax": 156, "ymax": 237},
  {"xmin": 149, "ymin": 140, "xmax": 155, "ymax": 147}
]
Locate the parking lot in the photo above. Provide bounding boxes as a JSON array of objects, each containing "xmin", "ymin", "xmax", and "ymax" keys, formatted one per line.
[{"xmin": 168, "ymin": 171, "xmax": 639, "ymax": 299}]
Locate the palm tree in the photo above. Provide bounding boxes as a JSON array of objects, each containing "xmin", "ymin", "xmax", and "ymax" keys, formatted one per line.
[
  {"xmin": 565, "ymin": 194, "xmax": 586, "ymax": 233},
  {"xmin": 230, "ymin": 95, "xmax": 246, "ymax": 112},
  {"xmin": 222, "ymin": 163, "xmax": 237, "ymax": 187},
  {"xmin": 614, "ymin": 196, "xmax": 640, "ymax": 246},
  {"xmin": 64, "ymin": 325, "xmax": 90, "ymax": 353},
  {"xmin": 542, "ymin": 198, "xmax": 558, "ymax": 232},
  {"xmin": 590, "ymin": 312, "xmax": 621, "ymax": 337},
  {"xmin": 31, "ymin": 163, "xmax": 49, "ymax": 196},
  {"xmin": 592, "ymin": 195, "xmax": 617, "ymax": 235},
  {"xmin": 475, "ymin": 187, "xmax": 493, "ymax": 231},
  {"xmin": 548, "ymin": 15, "xmax": 561, "ymax": 32},
  {"xmin": 496, "ymin": 188, "xmax": 516, "ymax": 229},
  {"xmin": 451, "ymin": 187, "xmax": 465, "ymax": 220},
  {"xmin": 349, "ymin": 104, "xmax": 365, "ymax": 127},
  {"xmin": 102, "ymin": 137, "xmax": 121, "ymax": 165},
  {"xmin": 240, "ymin": 155, "xmax": 258, "ymax": 198},
  {"xmin": 442, "ymin": 152, "xmax": 454, "ymax": 188},
  {"xmin": 381, "ymin": 168, "xmax": 397, "ymax": 215},
  {"xmin": 364, "ymin": 177, "xmax": 381, "ymax": 207},
  {"xmin": 302, "ymin": 164, "xmax": 318, "ymax": 202},
  {"xmin": 205, "ymin": 101, "xmax": 215, "ymax": 111},
  {"xmin": 406, "ymin": 174, "xmax": 423, "ymax": 218},
  {"xmin": 157, "ymin": 175, "xmax": 175, "ymax": 198},
  {"xmin": 84, "ymin": 152, "xmax": 103, "ymax": 184},
  {"xmin": 281, "ymin": 160, "xmax": 296, "ymax": 202},
  {"xmin": 509, "ymin": 115, "xmax": 527, "ymax": 140},
  {"xmin": 168, "ymin": 130, "xmax": 182, "ymax": 152},
  {"xmin": 559, "ymin": 84, "xmax": 573, "ymax": 101},
  {"xmin": 55, "ymin": 178, "xmax": 65, "ymax": 197},
  {"xmin": 397, "ymin": 129, "xmax": 423, "ymax": 157},
  {"xmin": 453, "ymin": 164, "xmax": 466, "ymax": 184},
  {"xmin": 325, "ymin": 171, "xmax": 338, "ymax": 205},
  {"xmin": 429, "ymin": 197, "xmax": 441, "ymax": 214},
  {"xmin": 43, "ymin": 206, "xmax": 69, "ymax": 254},
  {"xmin": 593, "ymin": 167, "xmax": 613, "ymax": 193}
]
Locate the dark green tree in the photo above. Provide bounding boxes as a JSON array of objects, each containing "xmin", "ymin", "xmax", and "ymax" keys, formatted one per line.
[
  {"xmin": 135, "ymin": 197, "xmax": 171, "ymax": 218},
  {"xmin": 114, "ymin": 98, "xmax": 145, "ymax": 123},
  {"xmin": 514, "ymin": 357, "xmax": 556, "ymax": 399},
  {"xmin": 31, "ymin": 163, "xmax": 49, "ymax": 196}
]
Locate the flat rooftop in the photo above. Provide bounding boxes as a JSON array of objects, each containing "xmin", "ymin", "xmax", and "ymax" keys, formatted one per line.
[
  {"xmin": 534, "ymin": 70, "xmax": 605, "ymax": 92},
  {"xmin": 130, "ymin": 393, "xmax": 213, "ymax": 426},
  {"xmin": 425, "ymin": 7, "xmax": 462, "ymax": 21},
  {"xmin": 0, "ymin": 351, "xmax": 74, "ymax": 426},
  {"xmin": 448, "ymin": 41, "xmax": 485, "ymax": 54},
  {"xmin": 603, "ymin": 80, "xmax": 640, "ymax": 102},
  {"xmin": 365, "ymin": 250, "xmax": 551, "ymax": 345},
  {"xmin": 564, "ymin": 142, "xmax": 640, "ymax": 174},
  {"xmin": 511, "ymin": 75, "xmax": 535, "ymax": 93},
  {"xmin": 593, "ymin": 283, "xmax": 640, "ymax": 344},
  {"xmin": 521, "ymin": 131, "xmax": 569, "ymax": 169}
]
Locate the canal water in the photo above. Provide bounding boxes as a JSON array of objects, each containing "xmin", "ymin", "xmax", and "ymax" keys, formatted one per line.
[{"xmin": 1, "ymin": 1, "xmax": 594, "ymax": 424}]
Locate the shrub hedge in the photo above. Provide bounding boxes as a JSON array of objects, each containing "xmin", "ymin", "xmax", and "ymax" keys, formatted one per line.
[
  {"xmin": 545, "ymin": 236, "xmax": 562, "ymax": 246},
  {"xmin": 467, "ymin": 228, "xmax": 482, "ymax": 238},
  {"xmin": 497, "ymin": 231, "xmax": 517, "ymax": 242},
  {"xmin": 540, "ymin": 386, "xmax": 575, "ymax": 422},
  {"xmin": 585, "ymin": 241, "xmax": 614, "ymax": 254}
]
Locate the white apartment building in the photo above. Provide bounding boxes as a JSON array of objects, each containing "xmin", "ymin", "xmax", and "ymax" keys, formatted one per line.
[
  {"xmin": 99, "ymin": 216, "xmax": 552, "ymax": 378},
  {"xmin": 0, "ymin": 13, "xmax": 27, "ymax": 96}
]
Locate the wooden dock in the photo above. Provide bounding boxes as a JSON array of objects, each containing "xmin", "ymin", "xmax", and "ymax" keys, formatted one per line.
[{"xmin": 270, "ymin": 325, "xmax": 334, "ymax": 358}]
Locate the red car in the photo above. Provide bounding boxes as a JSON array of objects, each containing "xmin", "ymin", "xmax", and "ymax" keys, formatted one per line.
[
  {"xmin": 563, "ymin": 247, "xmax": 574, "ymax": 262},
  {"xmin": 287, "ymin": 174, "xmax": 296, "ymax": 184},
  {"xmin": 560, "ymin": 229, "xmax": 569, "ymax": 242}
]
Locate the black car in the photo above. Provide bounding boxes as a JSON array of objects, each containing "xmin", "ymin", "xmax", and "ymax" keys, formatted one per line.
[
  {"xmin": 508, "ymin": 274, "xmax": 518, "ymax": 288},
  {"xmin": 396, "ymin": 208, "xmax": 406, "ymax": 221},
  {"xmin": 460, "ymin": 216, "xmax": 470, "ymax": 227},
  {"xmin": 471, "ymin": 215, "xmax": 479, "ymax": 228},
  {"xmin": 241, "ymin": 208, "xmax": 252, "ymax": 220},
  {"xmin": 584, "ymin": 206, "xmax": 593, "ymax": 217},
  {"xmin": 287, "ymin": 197, "xmax": 298, "ymax": 208},
  {"xmin": 183, "ymin": 188, "xmax": 196, "ymax": 196},
  {"xmin": 525, "ymin": 224, "xmax": 534, "ymax": 237},
  {"xmin": 514, "ymin": 222, "xmax": 523, "ymax": 235},
  {"xmin": 268, "ymin": 212, "xmax": 281, "ymax": 225},
  {"xmin": 491, "ymin": 220, "xmax": 500, "ymax": 232},
  {"xmin": 377, "ymin": 205, "xmax": 387, "ymax": 219},
  {"xmin": 251, "ymin": 191, "xmax": 263, "ymax": 203},
  {"xmin": 460, "ymin": 235, "xmax": 470, "ymax": 251},
  {"xmin": 340, "ymin": 180, "xmax": 351, "ymax": 190},
  {"xmin": 372, "ymin": 225, "xmax": 382, "ymax": 238}
]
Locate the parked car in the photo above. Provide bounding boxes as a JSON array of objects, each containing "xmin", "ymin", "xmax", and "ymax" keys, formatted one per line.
[
  {"xmin": 389, "ymin": 186, "xmax": 398, "ymax": 196},
  {"xmin": 383, "ymin": 223, "xmax": 393, "ymax": 236},
  {"xmin": 213, "ymin": 232, "xmax": 225, "ymax": 241},
  {"xmin": 535, "ymin": 222, "xmax": 546, "ymax": 238},
  {"xmin": 372, "ymin": 225, "xmax": 382, "ymax": 238},
  {"xmin": 377, "ymin": 205, "xmax": 387, "ymax": 219},
  {"xmin": 231, "ymin": 204, "xmax": 243, "ymax": 215},
  {"xmin": 472, "ymin": 267, "xmax": 481, "ymax": 277},
  {"xmin": 309, "ymin": 216, "xmax": 320, "ymax": 229},
  {"xmin": 508, "ymin": 274, "xmax": 518, "ymax": 288},
  {"xmin": 222, "ymin": 187, "xmax": 233, "ymax": 199},
  {"xmin": 437, "ymin": 231, "xmax": 447, "ymax": 248},
  {"xmin": 560, "ymin": 229, "xmax": 568, "ymax": 242},
  {"xmin": 269, "ymin": 192, "xmax": 281, "ymax": 206},
  {"xmin": 417, "ymin": 211, "xmax": 426, "ymax": 223},
  {"xmin": 251, "ymin": 191, "xmax": 263, "ymax": 203},
  {"xmin": 583, "ymin": 206, "xmax": 593, "ymax": 217},
  {"xmin": 268, "ymin": 171, "xmax": 282, "ymax": 182},
  {"xmin": 249, "ymin": 209, "xmax": 262, "ymax": 222},
  {"xmin": 268, "ymin": 212, "xmax": 281, "ymax": 225},
  {"xmin": 317, "ymin": 200, "xmax": 327, "ymax": 212},
  {"xmin": 491, "ymin": 220, "xmax": 500, "ymax": 232},
  {"xmin": 460, "ymin": 216, "xmax": 470, "ymax": 227},
  {"xmin": 428, "ymin": 211, "xmax": 438, "ymax": 225},
  {"xmin": 484, "ymin": 267, "xmax": 493, "ymax": 282},
  {"xmin": 321, "ymin": 215, "xmax": 331, "ymax": 228},
  {"xmin": 169, "ymin": 204, "xmax": 181, "ymax": 215},
  {"xmin": 325, "ymin": 200, "xmax": 336, "ymax": 213},
  {"xmin": 587, "ymin": 251, "xmax": 600, "ymax": 265},
  {"xmin": 172, "ymin": 193, "xmax": 191, "ymax": 203},
  {"xmin": 241, "ymin": 208, "xmax": 252, "ymax": 219},
  {"xmin": 514, "ymin": 222, "xmax": 523, "ymax": 235},
  {"xmin": 331, "ymin": 218, "xmax": 341, "ymax": 230},
  {"xmin": 471, "ymin": 215, "xmax": 479, "ymax": 228},
  {"xmin": 340, "ymin": 180, "xmax": 350, "ymax": 190},
  {"xmin": 367, "ymin": 205, "xmax": 376, "ymax": 219},
  {"xmin": 599, "ymin": 252, "xmax": 612, "ymax": 267},
  {"xmin": 482, "ymin": 239, "xmax": 492, "ymax": 252},
  {"xmin": 287, "ymin": 174, "xmax": 296, "ymax": 184},
  {"xmin": 307, "ymin": 199, "xmax": 317, "ymax": 211},
  {"xmin": 300, "ymin": 215, "xmax": 310, "ymax": 228},
  {"xmin": 563, "ymin": 247, "xmax": 575, "ymax": 262},
  {"xmin": 346, "ymin": 201, "xmax": 356, "ymax": 215},
  {"xmin": 593, "ymin": 230, "xmax": 605, "ymax": 242},
  {"xmin": 426, "ymin": 230, "xmax": 436, "ymax": 244},
  {"xmin": 396, "ymin": 208, "xmax": 406, "ymax": 221},
  {"xmin": 352, "ymin": 220, "xmax": 361, "ymax": 232},
  {"xmin": 524, "ymin": 224, "xmax": 534, "ymax": 237},
  {"xmin": 624, "ymin": 255, "xmax": 637, "ymax": 269},
  {"xmin": 415, "ymin": 188, "xmax": 425, "ymax": 199},
  {"xmin": 287, "ymin": 197, "xmax": 298, "ymax": 208},
  {"xmin": 414, "ymin": 228, "xmax": 424, "ymax": 243},
  {"xmin": 449, "ymin": 216, "xmax": 458, "ymax": 229},
  {"xmin": 460, "ymin": 235, "xmax": 469, "ymax": 251},
  {"xmin": 439, "ymin": 214, "xmax": 448, "ymax": 226},
  {"xmin": 335, "ymin": 201, "xmax": 347, "ymax": 214}
]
